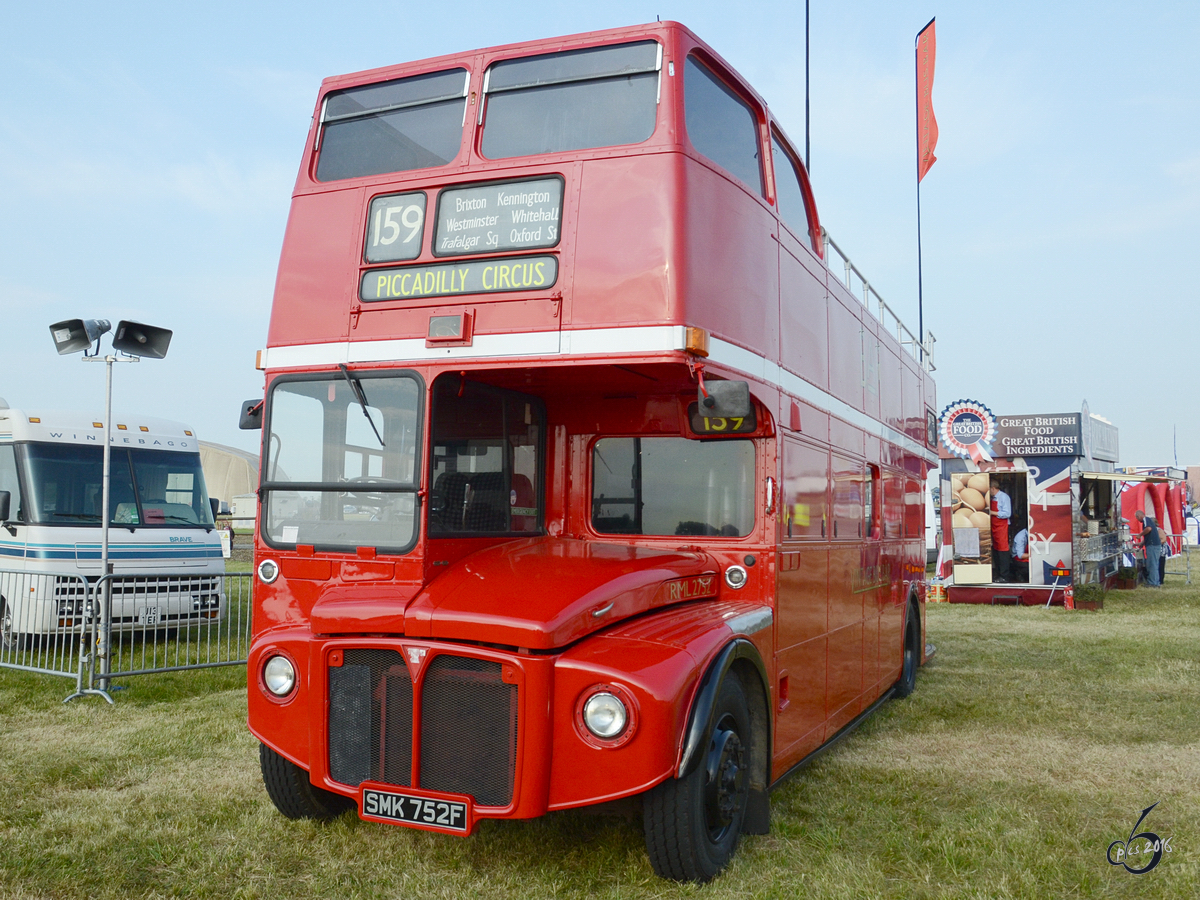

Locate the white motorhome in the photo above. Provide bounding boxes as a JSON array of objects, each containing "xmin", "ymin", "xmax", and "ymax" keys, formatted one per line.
[{"xmin": 0, "ymin": 401, "xmax": 224, "ymax": 644}]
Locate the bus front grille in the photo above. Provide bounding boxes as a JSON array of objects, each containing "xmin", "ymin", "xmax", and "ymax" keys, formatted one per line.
[
  {"xmin": 419, "ymin": 656, "xmax": 517, "ymax": 807},
  {"xmin": 327, "ymin": 649, "xmax": 517, "ymax": 808}
]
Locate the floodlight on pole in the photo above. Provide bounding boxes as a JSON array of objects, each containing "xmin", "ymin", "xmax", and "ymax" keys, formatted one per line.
[{"xmin": 53, "ymin": 317, "xmax": 172, "ymax": 704}]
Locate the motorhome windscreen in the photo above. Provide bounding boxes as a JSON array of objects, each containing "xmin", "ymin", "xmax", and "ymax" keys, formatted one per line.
[
  {"xmin": 481, "ymin": 41, "xmax": 660, "ymax": 159},
  {"xmin": 263, "ymin": 374, "xmax": 422, "ymax": 551},
  {"xmin": 317, "ymin": 69, "xmax": 469, "ymax": 181},
  {"xmin": 20, "ymin": 444, "xmax": 214, "ymax": 527},
  {"xmin": 591, "ymin": 437, "xmax": 754, "ymax": 537}
]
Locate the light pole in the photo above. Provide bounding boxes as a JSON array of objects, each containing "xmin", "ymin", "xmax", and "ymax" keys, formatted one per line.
[{"xmin": 51, "ymin": 318, "xmax": 172, "ymax": 700}]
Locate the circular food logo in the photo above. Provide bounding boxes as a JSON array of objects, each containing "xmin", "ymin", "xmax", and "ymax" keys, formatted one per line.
[{"xmin": 939, "ymin": 400, "xmax": 996, "ymax": 462}]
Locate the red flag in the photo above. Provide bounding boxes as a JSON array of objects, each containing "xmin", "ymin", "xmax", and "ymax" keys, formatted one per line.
[{"xmin": 916, "ymin": 18, "xmax": 938, "ymax": 182}]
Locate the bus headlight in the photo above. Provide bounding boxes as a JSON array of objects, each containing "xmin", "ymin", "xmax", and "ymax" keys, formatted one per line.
[
  {"xmin": 263, "ymin": 655, "xmax": 296, "ymax": 697},
  {"xmin": 582, "ymin": 691, "xmax": 627, "ymax": 739}
]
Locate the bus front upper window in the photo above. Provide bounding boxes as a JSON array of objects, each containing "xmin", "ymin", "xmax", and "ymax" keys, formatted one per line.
[
  {"xmin": 591, "ymin": 437, "xmax": 754, "ymax": 537},
  {"xmin": 481, "ymin": 41, "xmax": 660, "ymax": 159},
  {"xmin": 316, "ymin": 69, "xmax": 469, "ymax": 182}
]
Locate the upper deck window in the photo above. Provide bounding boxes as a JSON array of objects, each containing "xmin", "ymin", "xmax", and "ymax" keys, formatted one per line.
[
  {"xmin": 316, "ymin": 69, "xmax": 469, "ymax": 182},
  {"xmin": 481, "ymin": 41, "xmax": 660, "ymax": 159},
  {"xmin": 771, "ymin": 134, "xmax": 814, "ymax": 241},
  {"xmin": 684, "ymin": 57, "xmax": 763, "ymax": 195}
]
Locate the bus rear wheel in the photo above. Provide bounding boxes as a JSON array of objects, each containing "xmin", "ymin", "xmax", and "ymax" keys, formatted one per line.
[
  {"xmin": 896, "ymin": 604, "xmax": 920, "ymax": 698},
  {"xmin": 259, "ymin": 743, "xmax": 355, "ymax": 819},
  {"xmin": 643, "ymin": 678, "xmax": 750, "ymax": 882}
]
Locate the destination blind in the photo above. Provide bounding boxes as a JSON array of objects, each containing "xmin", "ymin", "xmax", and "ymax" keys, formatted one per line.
[
  {"xmin": 435, "ymin": 177, "xmax": 562, "ymax": 256},
  {"xmin": 360, "ymin": 255, "xmax": 558, "ymax": 301}
]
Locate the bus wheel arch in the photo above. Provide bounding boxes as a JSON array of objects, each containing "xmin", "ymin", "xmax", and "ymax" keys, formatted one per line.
[{"xmin": 641, "ymin": 639, "xmax": 771, "ymax": 881}]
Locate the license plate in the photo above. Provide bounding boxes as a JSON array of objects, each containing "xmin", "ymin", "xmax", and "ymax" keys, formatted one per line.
[
  {"xmin": 137, "ymin": 607, "xmax": 161, "ymax": 626},
  {"xmin": 360, "ymin": 787, "xmax": 470, "ymax": 834}
]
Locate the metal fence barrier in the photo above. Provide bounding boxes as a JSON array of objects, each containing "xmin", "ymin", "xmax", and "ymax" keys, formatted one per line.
[
  {"xmin": 0, "ymin": 570, "xmax": 92, "ymax": 681},
  {"xmin": 0, "ymin": 568, "xmax": 252, "ymax": 703},
  {"xmin": 1163, "ymin": 537, "xmax": 1192, "ymax": 585},
  {"xmin": 1123, "ymin": 534, "xmax": 1193, "ymax": 586}
]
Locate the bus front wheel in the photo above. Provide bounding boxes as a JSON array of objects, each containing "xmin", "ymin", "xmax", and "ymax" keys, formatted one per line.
[
  {"xmin": 642, "ymin": 677, "xmax": 751, "ymax": 882},
  {"xmin": 259, "ymin": 743, "xmax": 355, "ymax": 819}
]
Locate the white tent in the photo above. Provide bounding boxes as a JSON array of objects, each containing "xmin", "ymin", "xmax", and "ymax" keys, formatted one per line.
[{"xmin": 199, "ymin": 441, "xmax": 259, "ymax": 507}]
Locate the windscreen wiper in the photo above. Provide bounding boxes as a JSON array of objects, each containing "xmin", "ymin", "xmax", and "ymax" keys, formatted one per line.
[{"xmin": 338, "ymin": 364, "xmax": 385, "ymax": 447}]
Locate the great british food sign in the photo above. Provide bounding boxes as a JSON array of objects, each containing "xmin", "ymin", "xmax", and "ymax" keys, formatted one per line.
[{"xmin": 940, "ymin": 400, "xmax": 1083, "ymax": 459}]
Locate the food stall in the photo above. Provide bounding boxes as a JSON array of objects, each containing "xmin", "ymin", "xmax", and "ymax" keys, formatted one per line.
[{"xmin": 935, "ymin": 400, "xmax": 1123, "ymax": 604}]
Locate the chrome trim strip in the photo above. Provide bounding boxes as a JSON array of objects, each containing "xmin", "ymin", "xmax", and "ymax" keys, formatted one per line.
[{"xmin": 723, "ymin": 607, "xmax": 773, "ymax": 636}]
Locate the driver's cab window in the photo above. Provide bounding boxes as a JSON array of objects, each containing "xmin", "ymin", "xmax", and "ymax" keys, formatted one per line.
[
  {"xmin": 428, "ymin": 378, "xmax": 544, "ymax": 536},
  {"xmin": 0, "ymin": 444, "xmax": 22, "ymax": 522}
]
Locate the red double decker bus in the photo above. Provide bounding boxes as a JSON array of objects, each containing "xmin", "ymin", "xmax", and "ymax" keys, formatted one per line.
[{"xmin": 243, "ymin": 21, "xmax": 938, "ymax": 881}]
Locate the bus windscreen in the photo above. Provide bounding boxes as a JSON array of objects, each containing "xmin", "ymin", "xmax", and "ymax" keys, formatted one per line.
[{"xmin": 263, "ymin": 374, "xmax": 422, "ymax": 551}]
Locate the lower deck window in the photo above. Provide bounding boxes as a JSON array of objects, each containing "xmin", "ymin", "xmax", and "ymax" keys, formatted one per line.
[{"xmin": 591, "ymin": 437, "xmax": 754, "ymax": 537}]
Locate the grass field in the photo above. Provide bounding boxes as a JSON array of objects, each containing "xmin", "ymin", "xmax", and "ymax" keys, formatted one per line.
[{"xmin": 1, "ymin": 577, "xmax": 1197, "ymax": 899}]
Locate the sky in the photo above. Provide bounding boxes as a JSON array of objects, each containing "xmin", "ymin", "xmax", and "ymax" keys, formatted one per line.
[{"xmin": 2, "ymin": 1, "xmax": 1197, "ymax": 468}]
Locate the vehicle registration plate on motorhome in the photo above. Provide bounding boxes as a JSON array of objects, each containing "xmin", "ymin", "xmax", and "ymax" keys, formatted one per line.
[{"xmin": 137, "ymin": 607, "xmax": 161, "ymax": 626}]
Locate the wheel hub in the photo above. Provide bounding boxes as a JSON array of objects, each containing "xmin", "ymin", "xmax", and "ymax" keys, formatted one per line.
[{"xmin": 705, "ymin": 724, "xmax": 746, "ymax": 831}]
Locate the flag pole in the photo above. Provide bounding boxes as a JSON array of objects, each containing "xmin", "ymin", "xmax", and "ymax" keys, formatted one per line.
[
  {"xmin": 915, "ymin": 42, "xmax": 924, "ymax": 364},
  {"xmin": 805, "ymin": 0, "xmax": 811, "ymax": 172}
]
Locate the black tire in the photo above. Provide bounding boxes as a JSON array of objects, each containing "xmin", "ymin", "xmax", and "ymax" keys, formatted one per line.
[
  {"xmin": 259, "ymin": 743, "xmax": 355, "ymax": 819},
  {"xmin": 895, "ymin": 603, "xmax": 919, "ymax": 698},
  {"xmin": 0, "ymin": 596, "xmax": 29, "ymax": 652},
  {"xmin": 643, "ymin": 678, "xmax": 751, "ymax": 882}
]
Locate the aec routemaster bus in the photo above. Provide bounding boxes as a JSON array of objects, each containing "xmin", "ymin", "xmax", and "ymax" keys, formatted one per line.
[{"xmin": 243, "ymin": 22, "xmax": 938, "ymax": 882}]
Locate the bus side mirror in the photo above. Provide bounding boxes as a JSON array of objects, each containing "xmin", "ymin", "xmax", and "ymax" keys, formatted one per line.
[
  {"xmin": 0, "ymin": 491, "xmax": 9, "ymax": 522},
  {"xmin": 698, "ymin": 380, "xmax": 752, "ymax": 419},
  {"xmin": 240, "ymin": 399, "xmax": 263, "ymax": 430},
  {"xmin": 210, "ymin": 498, "xmax": 221, "ymax": 522}
]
